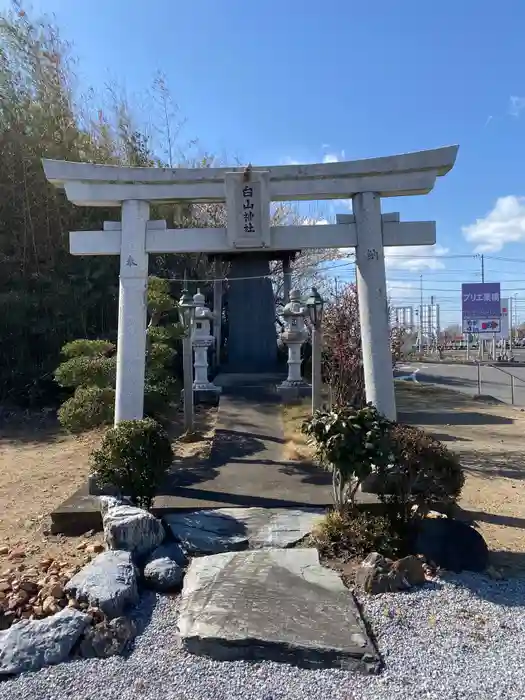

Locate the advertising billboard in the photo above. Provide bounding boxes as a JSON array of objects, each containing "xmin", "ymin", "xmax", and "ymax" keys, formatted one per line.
[{"xmin": 462, "ymin": 283, "xmax": 501, "ymax": 334}]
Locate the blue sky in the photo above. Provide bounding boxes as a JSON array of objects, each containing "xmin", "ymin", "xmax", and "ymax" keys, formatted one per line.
[{"xmin": 5, "ymin": 0, "xmax": 525, "ymax": 326}]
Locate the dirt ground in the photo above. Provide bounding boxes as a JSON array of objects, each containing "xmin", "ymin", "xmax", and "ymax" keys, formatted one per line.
[
  {"xmin": 0, "ymin": 407, "xmax": 216, "ymax": 576},
  {"xmin": 282, "ymin": 382, "xmax": 525, "ymax": 575}
]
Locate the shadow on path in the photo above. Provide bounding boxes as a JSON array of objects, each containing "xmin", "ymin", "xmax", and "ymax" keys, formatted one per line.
[{"xmin": 399, "ymin": 410, "xmax": 513, "ymax": 426}]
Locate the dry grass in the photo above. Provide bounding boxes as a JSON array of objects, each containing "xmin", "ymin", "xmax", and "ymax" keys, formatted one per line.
[
  {"xmin": 0, "ymin": 406, "xmax": 216, "ymax": 575},
  {"xmin": 282, "ymin": 382, "xmax": 525, "ymax": 575},
  {"xmin": 282, "ymin": 402, "xmax": 316, "ymax": 463}
]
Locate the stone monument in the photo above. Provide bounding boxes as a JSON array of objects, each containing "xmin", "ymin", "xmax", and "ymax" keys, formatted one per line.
[
  {"xmin": 191, "ymin": 290, "xmax": 221, "ymax": 402},
  {"xmin": 277, "ymin": 289, "xmax": 310, "ymax": 401}
]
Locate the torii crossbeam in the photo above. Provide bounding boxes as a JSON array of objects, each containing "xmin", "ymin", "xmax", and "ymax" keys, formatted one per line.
[{"xmin": 43, "ymin": 145, "xmax": 458, "ymax": 423}]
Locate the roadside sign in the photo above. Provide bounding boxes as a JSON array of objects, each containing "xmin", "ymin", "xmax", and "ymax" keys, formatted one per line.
[
  {"xmin": 497, "ymin": 299, "xmax": 509, "ymax": 340},
  {"xmin": 463, "ymin": 318, "xmax": 501, "ymax": 334},
  {"xmin": 461, "ymin": 282, "xmax": 501, "ymax": 334}
]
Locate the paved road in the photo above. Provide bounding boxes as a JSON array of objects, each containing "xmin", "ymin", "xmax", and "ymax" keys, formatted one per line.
[
  {"xmin": 395, "ymin": 361, "xmax": 525, "ymax": 406},
  {"xmin": 441, "ymin": 347, "xmax": 525, "ymax": 363}
]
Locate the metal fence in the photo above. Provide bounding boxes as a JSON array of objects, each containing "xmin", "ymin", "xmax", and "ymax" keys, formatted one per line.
[{"xmin": 477, "ymin": 363, "xmax": 525, "ymax": 405}]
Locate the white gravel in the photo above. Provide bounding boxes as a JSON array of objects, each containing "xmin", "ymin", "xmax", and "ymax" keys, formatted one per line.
[{"xmin": 1, "ymin": 572, "xmax": 524, "ymax": 700}]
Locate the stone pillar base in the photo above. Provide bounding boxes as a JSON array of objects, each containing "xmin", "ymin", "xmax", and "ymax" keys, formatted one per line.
[
  {"xmin": 193, "ymin": 384, "xmax": 221, "ymax": 406},
  {"xmin": 276, "ymin": 381, "xmax": 311, "ymax": 404}
]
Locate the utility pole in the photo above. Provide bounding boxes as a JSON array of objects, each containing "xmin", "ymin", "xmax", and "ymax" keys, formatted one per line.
[
  {"xmin": 509, "ymin": 295, "xmax": 514, "ymax": 355},
  {"xmin": 419, "ymin": 274, "xmax": 424, "ymax": 351},
  {"xmin": 480, "ymin": 254, "xmax": 486, "ymax": 359}
]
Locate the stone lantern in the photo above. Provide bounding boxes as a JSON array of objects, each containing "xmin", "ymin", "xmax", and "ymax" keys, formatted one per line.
[
  {"xmin": 277, "ymin": 288, "xmax": 310, "ymax": 400},
  {"xmin": 191, "ymin": 290, "xmax": 221, "ymax": 402}
]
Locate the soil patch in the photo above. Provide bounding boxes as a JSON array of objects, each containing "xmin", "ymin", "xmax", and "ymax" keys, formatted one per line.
[{"xmin": 0, "ymin": 406, "xmax": 216, "ymax": 575}]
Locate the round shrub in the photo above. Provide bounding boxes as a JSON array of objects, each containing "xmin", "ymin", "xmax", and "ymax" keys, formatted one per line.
[
  {"xmin": 144, "ymin": 377, "xmax": 178, "ymax": 419},
  {"xmin": 54, "ymin": 355, "xmax": 117, "ymax": 389},
  {"xmin": 90, "ymin": 418, "xmax": 174, "ymax": 510},
  {"xmin": 377, "ymin": 422, "xmax": 465, "ymax": 520},
  {"xmin": 58, "ymin": 386, "xmax": 115, "ymax": 433},
  {"xmin": 301, "ymin": 404, "xmax": 393, "ymax": 510},
  {"xmin": 61, "ymin": 339, "xmax": 116, "ymax": 359}
]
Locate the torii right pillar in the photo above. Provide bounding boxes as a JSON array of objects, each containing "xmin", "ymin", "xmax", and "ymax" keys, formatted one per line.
[{"xmin": 352, "ymin": 193, "xmax": 396, "ymax": 419}]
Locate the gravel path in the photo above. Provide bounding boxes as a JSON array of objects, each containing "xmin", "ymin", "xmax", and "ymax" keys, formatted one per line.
[{"xmin": 1, "ymin": 573, "xmax": 524, "ymax": 700}]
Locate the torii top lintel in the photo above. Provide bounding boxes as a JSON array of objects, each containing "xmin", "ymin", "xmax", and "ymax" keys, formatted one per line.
[{"xmin": 42, "ymin": 145, "xmax": 458, "ymax": 207}]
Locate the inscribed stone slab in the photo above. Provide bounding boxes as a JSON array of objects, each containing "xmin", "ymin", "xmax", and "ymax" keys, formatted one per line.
[{"xmin": 177, "ymin": 548, "xmax": 380, "ymax": 673}]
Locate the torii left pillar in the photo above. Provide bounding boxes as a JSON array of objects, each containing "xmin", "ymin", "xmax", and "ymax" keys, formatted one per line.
[{"xmin": 115, "ymin": 200, "xmax": 150, "ymax": 423}]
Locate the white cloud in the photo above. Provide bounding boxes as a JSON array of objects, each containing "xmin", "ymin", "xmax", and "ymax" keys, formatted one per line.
[
  {"xmin": 509, "ymin": 96, "xmax": 525, "ymax": 117},
  {"xmin": 386, "ymin": 279, "xmax": 418, "ymax": 304},
  {"xmin": 323, "ymin": 153, "xmax": 340, "ymax": 163},
  {"xmin": 462, "ymin": 195, "xmax": 525, "ymax": 252},
  {"xmin": 385, "ymin": 244, "xmax": 449, "ymax": 271}
]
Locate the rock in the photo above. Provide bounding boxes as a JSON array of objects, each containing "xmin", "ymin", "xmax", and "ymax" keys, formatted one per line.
[
  {"xmin": 415, "ymin": 518, "xmax": 489, "ymax": 573},
  {"xmin": 147, "ymin": 542, "xmax": 188, "ymax": 568},
  {"xmin": 64, "ymin": 551, "xmax": 138, "ymax": 619},
  {"xmin": 8, "ymin": 591, "xmax": 29, "ymax": 610},
  {"xmin": 42, "ymin": 596, "xmax": 59, "ymax": 615},
  {"xmin": 370, "ymin": 570, "xmax": 409, "ymax": 595},
  {"xmin": 164, "ymin": 507, "xmax": 323, "ymax": 556},
  {"xmin": 0, "ymin": 608, "xmax": 90, "ymax": 675},
  {"xmin": 230, "ymin": 508, "xmax": 324, "ymax": 549},
  {"xmin": 38, "ymin": 559, "xmax": 53, "ymax": 571},
  {"xmin": 361, "ymin": 552, "xmax": 390, "ymax": 571},
  {"xmin": 19, "ymin": 581, "xmax": 38, "ymax": 595},
  {"xmin": 0, "ymin": 580, "xmax": 11, "ymax": 593},
  {"xmin": 86, "ymin": 543, "xmax": 105, "ymax": 555},
  {"xmin": 356, "ymin": 552, "xmax": 420, "ymax": 594},
  {"xmin": 100, "ymin": 499, "xmax": 164, "ymax": 560},
  {"xmin": 8, "ymin": 548, "xmax": 25, "ymax": 561},
  {"xmin": 0, "ymin": 612, "xmax": 16, "ymax": 631},
  {"xmin": 164, "ymin": 511, "xmax": 248, "ymax": 555},
  {"xmin": 47, "ymin": 583, "xmax": 64, "ymax": 599},
  {"xmin": 144, "ymin": 558, "xmax": 184, "ymax": 592},
  {"xmin": 76, "ymin": 542, "xmax": 87, "ymax": 551},
  {"xmin": 178, "ymin": 548, "xmax": 380, "ymax": 673},
  {"xmin": 143, "ymin": 542, "xmax": 187, "ymax": 591},
  {"xmin": 86, "ymin": 606, "xmax": 106, "ymax": 624},
  {"xmin": 79, "ymin": 616, "xmax": 136, "ymax": 659},
  {"xmin": 0, "ymin": 547, "xmax": 9, "ymax": 556},
  {"xmin": 391, "ymin": 555, "xmax": 426, "ymax": 586}
]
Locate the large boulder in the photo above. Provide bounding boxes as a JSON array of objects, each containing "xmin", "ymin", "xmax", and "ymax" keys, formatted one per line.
[
  {"xmin": 65, "ymin": 550, "xmax": 138, "ymax": 619},
  {"xmin": 178, "ymin": 548, "xmax": 380, "ymax": 673},
  {"xmin": 415, "ymin": 518, "xmax": 489, "ymax": 573},
  {"xmin": 163, "ymin": 507, "xmax": 323, "ymax": 556},
  {"xmin": 0, "ymin": 608, "xmax": 90, "ymax": 676},
  {"xmin": 143, "ymin": 543, "xmax": 187, "ymax": 592},
  {"xmin": 100, "ymin": 497, "xmax": 165, "ymax": 560},
  {"xmin": 164, "ymin": 511, "xmax": 248, "ymax": 555}
]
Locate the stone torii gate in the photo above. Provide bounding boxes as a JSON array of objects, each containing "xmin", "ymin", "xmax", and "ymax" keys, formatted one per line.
[{"xmin": 43, "ymin": 145, "xmax": 458, "ymax": 423}]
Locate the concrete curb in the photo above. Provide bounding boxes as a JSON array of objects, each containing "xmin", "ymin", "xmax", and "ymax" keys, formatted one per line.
[{"xmin": 403, "ymin": 359, "xmax": 525, "ymax": 368}]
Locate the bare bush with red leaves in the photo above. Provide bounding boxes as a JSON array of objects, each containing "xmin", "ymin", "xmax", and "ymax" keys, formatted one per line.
[{"xmin": 322, "ymin": 283, "xmax": 403, "ymax": 408}]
